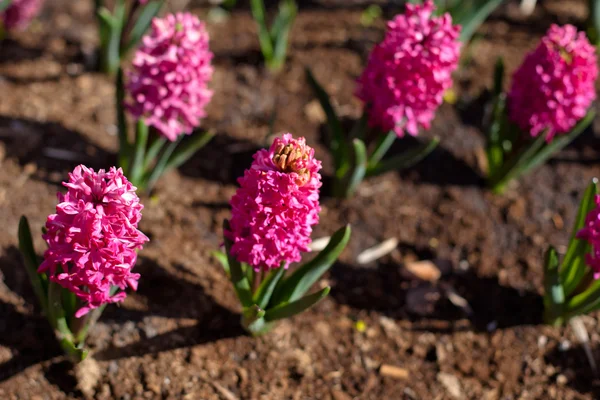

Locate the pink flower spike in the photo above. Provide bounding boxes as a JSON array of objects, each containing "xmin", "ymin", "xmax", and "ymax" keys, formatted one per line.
[
  {"xmin": 578, "ymin": 194, "xmax": 600, "ymax": 279},
  {"xmin": 1, "ymin": 0, "xmax": 44, "ymax": 31},
  {"xmin": 356, "ymin": 0, "xmax": 461, "ymax": 137},
  {"xmin": 226, "ymin": 134, "xmax": 322, "ymax": 271},
  {"xmin": 40, "ymin": 165, "xmax": 148, "ymax": 317},
  {"xmin": 126, "ymin": 12, "xmax": 214, "ymax": 141},
  {"xmin": 508, "ymin": 24, "xmax": 598, "ymax": 142}
]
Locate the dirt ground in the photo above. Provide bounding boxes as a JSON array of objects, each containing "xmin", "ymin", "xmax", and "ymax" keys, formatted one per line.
[{"xmin": 1, "ymin": 0, "xmax": 600, "ymax": 399}]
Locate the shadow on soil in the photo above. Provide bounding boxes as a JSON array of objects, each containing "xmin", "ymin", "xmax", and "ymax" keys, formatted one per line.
[
  {"xmin": 546, "ymin": 344, "xmax": 600, "ymax": 398},
  {"xmin": 0, "ymin": 116, "xmax": 114, "ymax": 183},
  {"xmin": 94, "ymin": 256, "xmax": 244, "ymax": 361},
  {"xmin": 329, "ymin": 259, "xmax": 543, "ymax": 333},
  {"xmin": 0, "ymin": 247, "xmax": 61, "ymax": 383}
]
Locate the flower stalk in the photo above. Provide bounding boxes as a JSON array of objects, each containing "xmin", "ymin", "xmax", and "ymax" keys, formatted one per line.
[
  {"xmin": 485, "ymin": 25, "xmax": 598, "ymax": 193},
  {"xmin": 18, "ymin": 166, "xmax": 148, "ymax": 362},
  {"xmin": 116, "ymin": 12, "xmax": 214, "ymax": 191},
  {"xmin": 95, "ymin": 0, "xmax": 163, "ymax": 75},
  {"xmin": 543, "ymin": 179, "xmax": 600, "ymax": 326}
]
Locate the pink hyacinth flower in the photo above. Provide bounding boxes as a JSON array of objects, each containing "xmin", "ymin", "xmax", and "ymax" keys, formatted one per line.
[
  {"xmin": 40, "ymin": 165, "xmax": 149, "ymax": 318},
  {"xmin": 226, "ymin": 134, "xmax": 322, "ymax": 271},
  {"xmin": 356, "ymin": 0, "xmax": 461, "ymax": 137},
  {"xmin": 1, "ymin": 0, "xmax": 44, "ymax": 31},
  {"xmin": 578, "ymin": 195, "xmax": 600, "ymax": 279},
  {"xmin": 508, "ymin": 24, "xmax": 598, "ymax": 142},
  {"xmin": 126, "ymin": 12, "xmax": 214, "ymax": 141}
]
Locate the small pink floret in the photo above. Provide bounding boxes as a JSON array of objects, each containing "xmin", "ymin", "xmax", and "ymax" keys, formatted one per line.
[
  {"xmin": 508, "ymin": 24, "xmax": 597, "ymax": 142},
  {"xmin": 226, "ymin": 134, "xmax": 322, "ymax": 271},
  {"xmin": 40, "ymin": 165, "xmax": 148, "ymax": 318},
  {"xmin": 578, "ymin": 194, "xmax": 600, "ymax": 279},
  {"xmin": 1, "ymin": 0, "xmax": 44, "ymax": 31},
  {"xmin": 126, "ymin": 12, "xmax": 214, "ymax": 141},
  {"xmin": 356, "ymin": 0, "xmax": 461, "ymax": 137}
]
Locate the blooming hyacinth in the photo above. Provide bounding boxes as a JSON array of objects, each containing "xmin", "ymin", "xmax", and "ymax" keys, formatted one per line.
[
  {"xmin": 356, "ymin": 0, "xmax": 461, "ymax": 137},
  {"xmin": 577, "ymin": 195, "xmax": 600, "ymax": 279},
  {"xmin": 227, "ymin": 134, "xmax": 322, "ymax": 271},
  {"xmin": 40, "ymin": 165, "xmax": 148, "ymax": 317},
  {"xmin": 126, "ymin": 12, "xmax": 213, "ymax": 141},
  {"xmin": 508, "ymin": 24, "xmax": 598, "ymax": 142},
  {"xmin": 1, "ymin": 0, "xmax": 44, "ymax": 31}
]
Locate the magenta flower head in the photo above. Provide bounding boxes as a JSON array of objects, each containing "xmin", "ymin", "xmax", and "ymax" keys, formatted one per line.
[
  {"xmin": 227, "ymin": 134, "xmax": 322, "ymax": 271},
  {"xmin": 1, "ymin": 0, "xmax": 44, "ymax": 31},
  {"xmin": 356, "ymin": 0, "xmax": 461, "ymax": 137},
  {"xmin": 39, "ymin": 165, "xmax": 148, "ymax": 318},
  {"xmin": 126, "ymin": 12, "xmax": 214, "ymax": 141},
  {"xmin": 577, "ymin": 194, "xmax": 600, "ymax": 279},
  {"xmin": 508, "ymin": 24, "xmax": 598, "ymax": 142}
]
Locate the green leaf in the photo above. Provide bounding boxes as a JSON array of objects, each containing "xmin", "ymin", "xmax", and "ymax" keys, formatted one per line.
[
  {"xmin": 271, "ymin": 225, "xmax": 351, "ymax": 304},
  {"xmin": 564, "ymin": 277, "xmax": 600, "ymax": 319},
  {"xmin": 343, "ymin": 139, "xmax": 367, "ymax": 198},
  {"xmin": 543, "ymin": 246, "xmax": 564, "ymax": 326},
  {"xmin": 59, "ymin": 338, "xmax": 88, "ymax": 363},
  {"xmin": 164, "ymin": 130, "xmax": 214, "ymax": 171},
  {"xmin": 264, "ymin": 286, "xmax": 330, "ymax": 322},
  {"xmin": 305, "ymin": 67, "xmax": 349, "ymax": 177},
  {"xmin": 366, "ymin": 137, "xmax": 439, "ymax": 177},
  {"xmin": 212, "ymin": 250, "xmax": 230, "ymax": 276},
  {"xmin": 367, "ymin": 130, "xmax": 396, "ymax": 170},
  {"xmin": 0, "ymin": 0, "xmax": 13, "ymax": 13},
  {"xmin": 588, "ymin": 0, "xmax": 600, "ymax": 45},
  {"xmin": 97, "ymin": 4, "xmax": 125, "ymax": 75},
  {"xmin": 18, "ymin": 216, "xmax": 48, "ymax": 313},
  {"xmin": 270, "ymin": 0, "xmax": 297, "ymax": 71},
  {"xmin": 561, "ymin": 179, "xmax": 598, "ymax": 296},
  {"xmin": 116, "ymin": 68, "xmax": 130, "ymax": 170},
  {"xmin": 250, "ymin": 0, "xmax": 274, "ymax": 62},
  {"xmin": 492, "ymin": 57, "xmax": 504, "ymax": 97},
  {"xmin": 125, "ymin": 1, "xmax": 163, "ymax": 55},
  {"xmin": 143, "ymin": 133, "xmax": 167, "ymax": 171},
  {"xmin": 144, "ymin": 136, "xmax": 182, "ymax": 192},
  {"xmin": 223, "ymin": 220, "xmax": 253, "ymax": 307},
  {"xmin": 254, "ymin": 267, "xmax": 286, "ymax": 309},
  {"xmin": 453, "ymin": 0, "xmax": 504, "ymax": 43}
]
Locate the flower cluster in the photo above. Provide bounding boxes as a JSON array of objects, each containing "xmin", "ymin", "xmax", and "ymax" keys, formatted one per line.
[
  {"xmin": 126, "ymin": 12, "xmax": 214, "ymax": 141},
  {"xmin": 508, "ymin": 24, "xmax": 597, "ymax": 142},
  {"xmin": 1, "ymin": 0, "xmax": 44, "ymax": 31},
  {"xmin": 578, "ymin": 195, "xmax": 600, "ymax": 279},
  {"xmin": 356, "ymin": 0, "xmax": 461, "ymax": 137},
  {"xmin": 40, "ymin": 165, "xmax": 148, "ymax": 317},
  {"xmin": 227, "ymin": 134, "xmax": 322, "ymax": 271}
]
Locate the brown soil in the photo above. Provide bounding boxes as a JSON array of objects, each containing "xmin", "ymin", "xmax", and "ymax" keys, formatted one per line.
[{"xmin": 1, "ymin": 0, "xmax": 600, "ymax": 399}]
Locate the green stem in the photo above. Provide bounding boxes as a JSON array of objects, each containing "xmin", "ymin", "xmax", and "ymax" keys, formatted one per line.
[
  {"xmin": 145, "ymin": 136, "xmax": 182, "ymax": 192},
  {"xmin": 116, "ymin": 68, "xmax": 130, "ymax": 170},
  {"xmin": 130, "ymin": 120, "xmax": 149, "ymax": 186}
]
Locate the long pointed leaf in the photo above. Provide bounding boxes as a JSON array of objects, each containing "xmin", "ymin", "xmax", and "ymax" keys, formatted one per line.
[
  {"xmin": 456, "ymin": 0, "xmax": 504, "ymax": 43},
  {"xmin": 270, "ymin": 0, "xmax": 297, "ymax": 70},
  {"xmin": 223, "ymin": 220, "xmax": 253, "ymax": 307},
  {"xmin": 344, "ymin": 139, "xmax": 367, "ymax": 198},
  {"xmin": 145, "ymin": 136, "xmax": 182, "ymax": 191},
  {"xmin": 366, "ymin": 137, "xmax": 439, "ymax": 177},
  {"xmin": 368, "ymin": 130, "xmax": 396, "ymax": 169},
  {"xmin": 562, "ymin": 179, "xmax": 598, "ymax": 295},
  {"xmin": 305, "ymin": 67, "xmax": 348, "ymax": 176},
  {"xmin": 543, "ymin": 246, "xmax": 564, "ymax": 325},
  {"xmin": 264, "ymin": 286, "xmax": 330, "ymax": 322},
  {"xmin": 125, "ymin": 0, "xmax": 163, "ymax": 54},
  {"xmin": 164, "ymin": 130, "xmax": 214, "ymax": 171},
  {"xmin": 250, "ymin": 0, "xmax": 274, "ymax": 61},
  {"xmin": 18, "ymin": 216, "xmax": 48, "ymax": 313},
  {"xmin": 271, "ymin": 225, "xmax": 350, "ymax": 304},
  {"xmin": 254, "ymin": 267, "xmax": 286, "ymax": 309},
  {"xmin": 565, "ymin": 277, "xmax": 600, "ymax": 319},
  {"xmin": 130, "ymin": 120, "xmax": 149, "ymax": 185},
  {"xmin": 116, "ymin": 68, "xmax": 130, "ymax": 169},
  {"xmin": 212, "ymin": 250, "xmax": 230, "ymax": 276}
]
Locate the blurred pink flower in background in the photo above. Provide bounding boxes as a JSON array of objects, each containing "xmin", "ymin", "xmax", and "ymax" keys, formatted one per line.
[
  {"xmin": 356, "ymin": 0, "xmax": 461, "ymax": 137},
  {"xmin": 508, "ymin": 24, "xmax": 597, "ymax": 142},
  {"xmin": 227, "ymin": 134, "xmax": 322, "ymax": 271},
  {"xmin": 40, "ymin": 165, "xmax": 148, "ymax": 317},
  {"xmin": 126, "ymin": 12, "xmax": 213, "ymax": 141},
  {"xmin": 578, "ymin": 194, "xmax": 600, "ymax": 279},
  {"xmin": 1, "ymin": 0, "xmax": 44, "ymax": 31}
]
